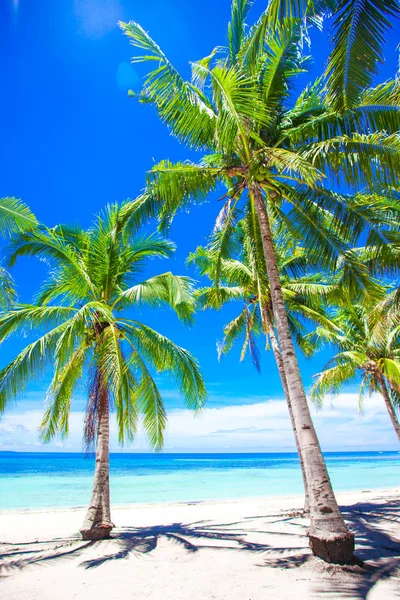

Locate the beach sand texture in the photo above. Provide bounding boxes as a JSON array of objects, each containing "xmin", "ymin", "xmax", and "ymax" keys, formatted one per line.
[{"xmin": 1, "ymin": 489, "xmax": 399, "ymax": 599}]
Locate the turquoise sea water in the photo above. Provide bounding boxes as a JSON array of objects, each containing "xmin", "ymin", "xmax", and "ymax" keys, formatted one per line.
[{"xmin": 0, "ymin": 451, "xmax": 399, "ymax": 510}]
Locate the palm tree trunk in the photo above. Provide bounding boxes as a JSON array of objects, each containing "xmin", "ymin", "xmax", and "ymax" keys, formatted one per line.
[
  {"xmin": 80, "ymin": 386, "xmax": 113, "ymax": 541},
  {"xmin": 252, "ymin": 185, "xmax": 354, "ymax": 563},
  {"xmin": 377, "ymin": 374, "xmax": 400, "ymax": 442},
  {"xmin": 261, "ymin": 303, "xmax": 309, "ymax": 513}
]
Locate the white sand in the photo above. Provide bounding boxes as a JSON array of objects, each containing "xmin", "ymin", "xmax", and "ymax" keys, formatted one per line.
[{"xmin": 1, "ymin": 489, "xmax": 399, "ymax": 600}]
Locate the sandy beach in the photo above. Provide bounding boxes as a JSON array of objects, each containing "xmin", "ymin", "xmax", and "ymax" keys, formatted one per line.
[{"xmin": 1, "ymin": 489, "xmax": 399, "ymax": 599}]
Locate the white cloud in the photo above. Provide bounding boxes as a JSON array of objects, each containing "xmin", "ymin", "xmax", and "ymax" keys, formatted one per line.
[{"xmin": 0, "ymin": 393, "xmax": 398, "ymax": 452}]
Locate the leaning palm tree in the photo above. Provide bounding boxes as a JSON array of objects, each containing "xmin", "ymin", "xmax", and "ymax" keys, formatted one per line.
[
  {"xmin": 0, "ymin": 202, "xmax": 206, "ymax": 540},
  {"xmin": 189, "ymin": 215, "xmax": 341, "ymax": 511},
  {"xmin": 0, "ymin": 196, "xmax": 38, "ymax": 307},
  {"xmin": 120, "ymin": 0, "xmax": 400, "ymax": 561},
  {"xmin": 311, "ymin": 302, "xmax": 400, "ymax": 442}
]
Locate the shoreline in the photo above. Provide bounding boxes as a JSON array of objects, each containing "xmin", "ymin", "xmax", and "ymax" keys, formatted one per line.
[{"xmin": 0, "ymin": 485, "xmax": 398, "ymax": 516}]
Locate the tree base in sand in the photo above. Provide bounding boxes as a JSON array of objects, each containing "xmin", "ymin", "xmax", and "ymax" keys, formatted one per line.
[
  {"xmin": 308, "ymin": 531, "xmax": 355, "ymax": 564},
  {"xmin": 80, "ymin": 523, "xmax": 113, "ymax": 541}
]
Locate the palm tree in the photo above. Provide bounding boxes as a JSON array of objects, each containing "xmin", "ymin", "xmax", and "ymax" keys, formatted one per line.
[
  {"xmin": 0, "ymin": 197, "xmax": 38, "ymax": 307},
  {"xmin": 120, "ymin": 0, "xmax": 400, "ymax": 561},
  {"xmin": 189, "ymin": 216, "xmax": 341, "ymax": 511},
  {"xmin": 0, "ymin": 202, "xmax": 206, "ymax": 540},
  {"xmin": 311, "ymin": 301, "xmax": 400, "ymax": 442}
]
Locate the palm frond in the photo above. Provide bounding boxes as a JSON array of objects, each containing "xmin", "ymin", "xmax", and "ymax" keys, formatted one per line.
[
  {"xmin": 7, "ymin": 228, "xmax": 95, "ymax": 297},
  {"xmin": 311, "ymin": 361, "xmax": 358, "ymax": 407},
  {"xmin": 301, "ymin": 132, "xmax": 400, "ymax": 189},
  {"xmin": 128, "ymin": 346, "xmax": 166, "ymax": 451},
  {"xmin": 325, "ymin": 0, "xmax": 400, "ymax": 112},
  {"xmin": 0, "ymin": 304, "xmax": 77, "ymax": 344},
  {"xmin": 116, "ymin": 272, "xmax": 195, "ymax": 324},
  {"xmin": 265, "ymin": 0, "xmax": 335, "ymax": 25},
  {"xmin": 40, "ymin": 342, "xmax": 87, "ymax": 442},
  {"xmin": 242, "ymin": 304, "xmax": 262, "ymax": 372},
  {"xmin": 196, "ymin": 62, "xmax": 268, "ymax": 153},
  {"xmin": 0, "ymin": 320, "xmax": 71, "ymax": 414},
  {"xmin": 196, "ymin": 285, "xmax": 244, "ymax": 310},
  {"xmin": 260, "ymin": 20, "xmax": 307, "ymax": 113},
  {"xmin": 147, "ymin": 161, "xmax": 220, "ymax": 231},
  {"xmin": 378, "ymin": 357, "xmax": 400, "ymax": 389},
  {"xmin": 123, "ymin": 321, "xmax": 207, "ymax": 411},
  {"xmin": 0, "ymin": 267, "xmax": 17, "ymax": 307},
  {"xmin": 228, "ymin": 0, "xmax": 252, "ymax": 65},
  {"xmin": 266, "ymin": 147, "xmax": 323, "ymax": 186},
  {"xmin": 0, "ymin": 197, "xmax": 38, "ymax": 237},
  {"xmin": 119, "ymin": 21, "xmax": 216, "ymax": 149},
  {"xmin": 217, "ymin": 309, "xmax": 248, "ymax": 359}
]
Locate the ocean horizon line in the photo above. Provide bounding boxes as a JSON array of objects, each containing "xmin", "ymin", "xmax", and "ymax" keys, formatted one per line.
[{"xmin": 1, "ymin": 449, "xmax": 399, "ymax": 456}]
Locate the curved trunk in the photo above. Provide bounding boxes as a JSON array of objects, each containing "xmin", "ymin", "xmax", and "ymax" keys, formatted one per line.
[
  {"xmin": 261, "ymin": 303, "xmax": 309, "ymax": 513},
  {"xmin": 377, "ymin": 374, "xmax": 400, "ymax": 442},
  {"xmin": 252, "ymin": 186, "xmax": 354, "ymax": 564},
  {"xmin": 80, "ymin": 385, "xmax": 113, "ymax": 541}
]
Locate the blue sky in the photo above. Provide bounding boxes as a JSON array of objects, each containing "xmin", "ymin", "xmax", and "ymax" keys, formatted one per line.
[{"xmin": 1, "ymin": 0, "xmax": 400, "ymax": 452}]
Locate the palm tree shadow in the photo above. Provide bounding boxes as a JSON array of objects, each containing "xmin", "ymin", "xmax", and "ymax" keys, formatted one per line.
[
  {"xmin": 0, "ymin": 539, "xmax": 94, "ymax": 578},
  {"xmin": 1, "ymin": 497, "xmax": 398, "ymax": 599},
  {"xmin": 261, "ymin": 499, "xmax": 400, "ymax": 600},
  {"xmin": 80, "ymin": 521, "xmax": 276, "ymax": 568},
  {"xmin": 0, "ymin": 520, "xmax": 274, "ymax": 575}
]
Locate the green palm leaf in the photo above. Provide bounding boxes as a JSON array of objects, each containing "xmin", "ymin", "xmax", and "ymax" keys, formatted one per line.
[
  {"xmin": 325, "ymin": 0, "xmax": 400, "ymax": 112},
  {"xmin": 119, "ymin": 21, "xmax": 216, "ymax": 150},
  {"xmin": 0, "ymin": 197, "xmax": 38, "ymax": 237},
  {"xmin": 228, "ymin": 0, "xmax": 252, "ymax": 65},
  {"xmin": 124, "ymin": 321, "xmax": 207, "ymax": 411},
  {"xmin": 0, "ymin": 320, "xmax": 71, "ymax": 413},
  {"xmin": 41, "ymin": 341, "xmax": 87, "ymax": 442},
  {"xmin": 116, "ymin": 272, "xmax": 195, "ymax": 324}
]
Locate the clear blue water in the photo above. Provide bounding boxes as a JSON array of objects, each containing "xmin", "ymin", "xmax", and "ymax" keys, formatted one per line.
[{"xmin": 0, "ymin": 451, "xmax": 399, "ymax": 510}]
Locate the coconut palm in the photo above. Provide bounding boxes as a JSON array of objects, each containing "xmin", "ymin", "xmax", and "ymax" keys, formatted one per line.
[
  {"xmin": 189, "ymin": 208, "xmax": 383, "ymax": 510},
  {"xmin": 311, "ymin": 301, "xmax": 400, "ymax": 442},
  {"xmin": 120, "ymin": 0, "xmax": 400, "ymax": 561},
  {"xmin": 0, "ymin": 202, "xmax": 206, "ymax": 540},
  {"xmin": 189, "ymin": 215, "xmax": 340, "ymax": 511}
]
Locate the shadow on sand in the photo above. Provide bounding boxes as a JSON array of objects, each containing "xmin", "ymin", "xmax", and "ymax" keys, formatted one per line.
[
  {"xmin": 1, "ymin": 497, "xmax": 399, "ymax": 598},
  {"xmin": 261, "ymin": 497, "xmax": 400, "ymax": 599}
]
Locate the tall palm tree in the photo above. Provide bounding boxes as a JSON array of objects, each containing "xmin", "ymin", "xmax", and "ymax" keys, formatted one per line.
[
  {"xmin": 190, "ymin": 212, "xmax": 385, "ymax": 505},
  {"xmin": 120, "ymin": 0, "xmax": 400, "ymax": 561},
  {"xmin": 311, "ymin": 302, "xmax": 400, "ymax": 442},
  {"xmin": 0, "ymin": 202, "xmax": 206, "ymax": 540},
  {"xmin": 189, "ymin": 216, "xmax": 341, "ymax": 511},
  {"xmin": 0, "ymin": 197, "xmax": 38, "ymax": 307}
]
